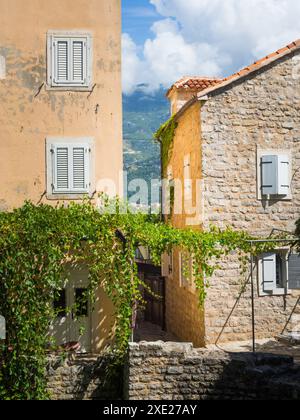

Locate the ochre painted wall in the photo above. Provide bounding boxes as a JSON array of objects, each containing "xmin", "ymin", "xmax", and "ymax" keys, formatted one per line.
[
  {"xmin": 0, "ymin": 0, "xmax": 122, "ymax": 352},
  {"xmin": 0, "ymin": 0, "xmax": 123, "ymax": 211},
  {"xmin": 165, "ymin": 102, "xmax": 205, "ymax": 347}
]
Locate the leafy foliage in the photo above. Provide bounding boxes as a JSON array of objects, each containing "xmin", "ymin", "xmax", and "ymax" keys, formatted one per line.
[
  {"xmin": 154, "ymin": 116, "xmax": 178, "ymax": 178},
  {"xmin": 0, "ymin": 198, "xmax": 288, "ymax": 399}
]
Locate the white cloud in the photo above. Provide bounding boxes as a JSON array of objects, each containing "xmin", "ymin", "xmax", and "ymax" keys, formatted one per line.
[{"xmin": 123, "ymin": 0, "xmax": 300, "ymax": 94}]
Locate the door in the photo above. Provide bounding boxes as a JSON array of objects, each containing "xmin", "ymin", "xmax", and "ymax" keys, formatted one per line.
[
  {"xmin": 50, "ymin": 266, "xmax": 91, "ymax": 353},
  {"xmin": 144, "ymin": 275, "xmax": 165, "ymax": 329}
]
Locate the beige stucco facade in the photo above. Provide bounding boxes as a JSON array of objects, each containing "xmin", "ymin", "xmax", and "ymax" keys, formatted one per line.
[
  {"xmin": 164, "ymin": 46, "xmax": 300, "ymax": 347},
  {"xmin": 0, "ymin": 0, "xmax": 123, "ymax": 352}
]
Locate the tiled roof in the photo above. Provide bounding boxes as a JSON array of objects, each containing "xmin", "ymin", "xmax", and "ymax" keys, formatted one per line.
[
  {"xmin": 197, "ymin": 39, "xmax": 300, "ymax": 100},
  {"xmin": 168, "ymin": 38, "xmax": 300, "ymax": 116},
  {"xmin": 168, "ymin": 76, "xmax": 223, "ymax": 95}
]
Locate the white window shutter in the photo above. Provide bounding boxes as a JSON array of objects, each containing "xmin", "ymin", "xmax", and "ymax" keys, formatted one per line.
[
  {"xmin": 277, "ymin": 155, "xmax": 290, "ymax": 196},
  {"xmin": 261, "ymin": 155, "xmax": 277, "ymax": 195},
  {"xmin": 53, "ymin": 146, "xmax": 69, "ymax": 192},
  {"xmin": 262, "ymin": 253, "xmax": 277, "ymax": 292},
  {"xmin": 71, "ymin": 145, "xmax": 89, "ymax": 192},
  {"xmin": 54, "ymin": 40, "xmax": 69, "ymax": 84},
  {"xmin": 51, "ymin": 143, "xmax": 90, "ymax": 194},
  {"xmin": 72, "ymin": 40, "xmax": 85, "ymax": 84}
]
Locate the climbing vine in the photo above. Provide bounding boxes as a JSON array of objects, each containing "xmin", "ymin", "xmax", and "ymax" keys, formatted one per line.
[
  {"xmin": 0, "ymin": 198, "xmax": 292, "ymax": 400},
  {"xmin": 154, "ymin": 116, "xmax": 178, "ymax": 178}
]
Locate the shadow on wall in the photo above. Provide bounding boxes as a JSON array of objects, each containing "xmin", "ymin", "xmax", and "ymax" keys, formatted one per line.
[{"xmin": 125, "ymin": 342, "xmax": 300, "ymax": 400}]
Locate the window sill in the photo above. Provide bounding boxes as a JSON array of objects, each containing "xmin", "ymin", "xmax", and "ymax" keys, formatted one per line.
[
  {"xmin": 257, "ymin": 196, "xmax": 293, "ymax": 202},
  {"xmin": 45, "ymin": 84, "xmax": 94, "ymax": 92},
  {"xmin": 259, "ymin": 288, "xmax": 292, "ymax": 297},
  {"xmin": 46, "ymin": 192, "xmax": 94, "ymax": 201}
]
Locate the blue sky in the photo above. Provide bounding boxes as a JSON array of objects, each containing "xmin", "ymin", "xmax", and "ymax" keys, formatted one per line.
[
  {"xmin": 122, "ymin": 0, "xmax": 300, "ymax": 95},
  {"xmin": 122, "ymin": 0, "xmax": 160, "ymax": 46}
]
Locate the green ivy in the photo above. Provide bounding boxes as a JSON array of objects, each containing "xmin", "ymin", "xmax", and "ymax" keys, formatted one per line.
[
  {"xmin": 154, "ymin": 116, "xmax": 178, "ymax": 178},
  {"xmin": 0, "ymin": 198, "xmax": 291, "ymax": 400}
]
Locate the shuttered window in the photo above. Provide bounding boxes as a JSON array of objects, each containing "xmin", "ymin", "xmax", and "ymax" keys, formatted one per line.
[
  {"xmin": 259, "ymin": 250, "xmax": 289, "ymax": 295},
  {"xmin": 261, "ymin": 154, "xmax": 290, "ymax": 197},
  {"xmin": 48, "ymin": 32, "xmax": 92, "ymax": 88},
  {"xmin": 51, "ymin": 143, "xmax": 90, "ymax": 194}
]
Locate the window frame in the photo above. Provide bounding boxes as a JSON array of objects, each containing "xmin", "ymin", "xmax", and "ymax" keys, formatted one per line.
[
  {"xmin": 46, "ymin": 137, "xmax": 95, "ymax": 200},
  {"xmin": 47, "ymin": 30, "xmax": 93, "ymax": 91},
  {"xmin": 257, "ymin": 149, "xmax": 292, "ymax": 201}
]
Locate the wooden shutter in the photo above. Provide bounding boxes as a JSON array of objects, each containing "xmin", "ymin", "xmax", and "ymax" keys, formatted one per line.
[
  {"xmin": 261, "ymin": 155, "xmax": 277, "ymax": 195},
  {"xmin": 55, "ymin": 40, "xmax": 69, "ymax": 83},
  {"xmin": 72, "ymin": 145, "xmax": 89, "ymax": 191},
  {"xmin": 262, "ymin": 253, "xmax": 276, "ymax": 292},
  {"xmin": 54, "ymin": 146, "xmax": 69, "ymax": 191},
  {"xmin": 49, "ymin": 32, "xmax": 91, "ymax": 88},
  {"xmin": 52, "ymin": 143, "xmax": 90, "ymax": 194},
  {"xmin": 72, "ymin": 40, "xmax": 85, "ymax": 83},
  {"xmin": 288, "ymin": 254, "xmax": 300, "ymax": 290},
  {"xmin": 277, "ymin": 155, "xmax": 290, "ymax": 196}
]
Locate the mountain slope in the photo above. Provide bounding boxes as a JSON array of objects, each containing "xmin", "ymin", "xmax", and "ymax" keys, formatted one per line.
[{"xmin": 123, "ymin": 89, "xmax": 169, "ymax": 187}]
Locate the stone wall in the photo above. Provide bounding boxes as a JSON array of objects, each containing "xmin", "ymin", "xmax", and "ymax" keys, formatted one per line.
[
  {"xmin": 125, "ymin": 342, "xmax": 300, "ymax": 400},
  {"xmin": 47, "ymin": 355, "xmax": 122, "ymax": 400},
  {"xmin": 201, "ymin": 49, "xmax": 300, "ymax": 344},
  {"xmin": 165, "ymin": 48, "xmax": 300, "ymax": 347}
]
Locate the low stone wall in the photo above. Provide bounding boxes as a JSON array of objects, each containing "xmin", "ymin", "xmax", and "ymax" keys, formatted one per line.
[
  {"xmin": 125, "ymin": 342, "xmax": 300, "ymax": 400},
  {"xmin": 47, "ymin": 354, "xmax": 122, "ymax": 400}
]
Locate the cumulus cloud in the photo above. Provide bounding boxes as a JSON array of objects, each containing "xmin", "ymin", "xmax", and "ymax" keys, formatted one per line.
[{"xmin": 122, "ymin": 0, "xmax": 300, "ymax": 94}]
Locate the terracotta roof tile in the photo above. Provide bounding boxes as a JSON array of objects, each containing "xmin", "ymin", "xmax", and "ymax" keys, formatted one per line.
[
  {"xmin": 168, "ymin": 39, "xmax": 300, "ymax": 107},
  {"xmin": 220, "ymin": 38, "xmax": 300, "ymax": 85},
  {"xmin": 167, "ymin": 76, "xmax": 223, "ymax": 96}
]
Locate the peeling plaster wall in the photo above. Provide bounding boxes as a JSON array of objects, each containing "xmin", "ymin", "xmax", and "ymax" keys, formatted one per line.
[
  {"xmin": 0, "ymin": 0, "xmax": 122, "ymax": 353},
  {"xmin": 0, "ymin": 0, "xmax": 123, "ymax": 209}
]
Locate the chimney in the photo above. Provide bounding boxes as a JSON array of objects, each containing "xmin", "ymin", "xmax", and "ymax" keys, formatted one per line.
[{"xmin": 166, "ymin": 77, "xmax": 223, "ymax": 115}]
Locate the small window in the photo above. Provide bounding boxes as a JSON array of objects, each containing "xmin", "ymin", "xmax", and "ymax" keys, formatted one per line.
[
  {"xmin": 53, "ymin": 290, "xmax": 66, "ymax": 318},
  {"xmin": 46, "ymin": 137, "xmax": 94, "ymax": 198},
  {"xmin": 257, "ymin": 151, "xmax": 291, "ymax": 199},
  {"xmin": 47, "ymin": 31, "xmax": 92, "ymax": 89},
  {"xmin": 258, "ymin": 249, "xmax": 289, "ymax": 295}
]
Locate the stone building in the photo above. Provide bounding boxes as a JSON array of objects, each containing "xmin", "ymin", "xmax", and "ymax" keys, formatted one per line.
[
  {"xmin": 160, "ymin": 39, "xmax": 300, "ymax": 347},
  {"xmin": 0, "ymin": 0, "xmax": 123, "ymax": 353}
]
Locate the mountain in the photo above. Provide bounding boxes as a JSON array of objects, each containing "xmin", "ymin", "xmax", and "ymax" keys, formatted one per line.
[{"xmin": 123, "ymin": 88, "xmax": 170, "ymax": 196}]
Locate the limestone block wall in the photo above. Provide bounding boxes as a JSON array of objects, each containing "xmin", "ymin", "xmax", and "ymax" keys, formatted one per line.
[
  {"xmin": 200, "ymin": 50, "xmax": 300, "ymax": 344},
  {"xmin": 47, "ymin": 355, "xmax": 122, "ymax": 400},
  {"xmin": 125, "ymin": 342, "xmax": 300, "ymax": 401}
]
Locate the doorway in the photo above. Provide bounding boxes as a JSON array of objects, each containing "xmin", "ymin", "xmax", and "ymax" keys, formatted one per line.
[{"xmin": 50, "ymin": 266, "xmax": 91, "ymax": 353}]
